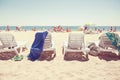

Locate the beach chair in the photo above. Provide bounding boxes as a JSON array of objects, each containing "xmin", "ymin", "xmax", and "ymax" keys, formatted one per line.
[
  {"xmin": 98, "ymin": 33, "xmax": 119, "ymax": 55},
  {"xmin": 63, "ymin": 32, "xmax": 89, "ymax": 61},
  {"xmin": 28, "ymin": 31, "xmax": 56, "ymax": 61},
  {"xmin": 39, "ymin": 33, "xmax": 56, "ymax": 61},
  {"xmin": 0, "ymin": 33, "xmax": 27, "ymax": 60},
  {"xmin": 87, "ymin": 32, "xmax": 120, "ymax": 60}
]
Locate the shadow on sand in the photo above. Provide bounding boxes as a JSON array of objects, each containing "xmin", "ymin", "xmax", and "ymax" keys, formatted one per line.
[{"xmin": 97, "ymin": 52, "xmax": 120, "ymax": 61}]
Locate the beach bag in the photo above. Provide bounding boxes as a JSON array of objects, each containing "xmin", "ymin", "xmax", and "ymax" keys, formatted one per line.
[{"xmin": 88, "ymin": 42, "xmax": 99, "ymax": 56}]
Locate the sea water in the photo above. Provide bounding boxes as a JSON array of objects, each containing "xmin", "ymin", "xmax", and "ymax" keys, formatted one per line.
[{"xmin": 0, "ymin": 26, "xmax": 120, "ymax": 31}]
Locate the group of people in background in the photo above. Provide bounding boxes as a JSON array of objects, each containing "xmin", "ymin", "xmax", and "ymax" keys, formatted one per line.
[
  {"xmin": 3, "ymin": 25, "xmax": 72, "ymax": 32},
  {"xmin": 83, "ymin": 26, "xmax": 117, "ymax": 34},
  {"xmin": 1, "ymin": 25, "xmax": 117, "ymax": 33},
  {"xmin": 53, "ymin": 25, "xmax": 71, "ymax": 32},
  {"xmin": 5, "ymin": 25, "xmax": 24, "ymax": 31}
]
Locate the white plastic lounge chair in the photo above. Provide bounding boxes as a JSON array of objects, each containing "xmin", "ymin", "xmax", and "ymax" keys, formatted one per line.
[
  {"xmin": 98, "ymin": 33, "xmax": 118, "ymax": 55},
  {"xmin": 0, "ymin": 33, "xmax": 28, "ymax": 60},
  {"xmin": 87, "ymin": 33, "xmax": 120, "ymax": 60},
  {"xmin": 63, "ymin": 32, "xmax": 89, "ymax": 61},
  {"xmin": 39, "ymin": 33, "xmax": 56, "ymax": 61}
]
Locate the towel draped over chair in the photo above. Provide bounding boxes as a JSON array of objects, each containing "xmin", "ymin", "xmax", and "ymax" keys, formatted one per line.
[
  {"xmin": 28, "ymin": 31, "xmax": 48, "ymax": 61},
  {"xmin": 106, "ymin": 32, "xmax": 120, "ymax": 55}
]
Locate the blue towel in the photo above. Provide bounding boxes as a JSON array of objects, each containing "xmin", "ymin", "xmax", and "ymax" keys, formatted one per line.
[{"xmin": 28, "ymin": 31, "xmax": 48, "ymax": 61}]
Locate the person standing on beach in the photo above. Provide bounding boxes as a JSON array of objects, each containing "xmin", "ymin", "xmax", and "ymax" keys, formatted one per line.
[
  {"xmin": 110, "ymin": 26, "xmax": 113, "ymax": 32},
  {"xmin": 6, "ymin": 25, "xmax": 10, "ymax": 31},
  {"xmin": 32, "ymin": 27, "xmax": 36, "ymax": 31}
]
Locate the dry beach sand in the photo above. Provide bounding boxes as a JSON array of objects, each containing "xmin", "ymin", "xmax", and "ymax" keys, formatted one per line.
[{"xmin": 0, "ymin": 31, "xmax": 120, "ymax": 80}]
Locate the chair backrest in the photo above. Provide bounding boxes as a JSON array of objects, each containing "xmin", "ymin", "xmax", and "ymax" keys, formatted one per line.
[
  {"xmin": 68, "ymin": 33, "xmax": 85, "ymax": 49},
  {"xmin": 43, "ymin": 33, "xmax": 52, "ymax": 49},
  {"xmin": 0, "ymin": 33, "xmax": 17, "ymax": 48},
  {"xmin": 99, "ymin": 33, "xmax": 116, "ymax": 49}
]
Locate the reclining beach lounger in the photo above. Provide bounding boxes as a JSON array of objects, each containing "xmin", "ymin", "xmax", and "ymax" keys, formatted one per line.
[
  {"xmin": 98, "ymin": 33, "xmax": 120, "ymax": 56},
  {"xmin": 63, "ymin": 32, "xmax": 89, "ymax": 61},
  {"xmin": 39, "ymin": 32, "xmax": 56, "ymax": 61},
  {"xmin": 28, "ymin": 31, "xmax": 56, "ymax": 61},
  {"xmin": 88, "ymin": 32, "xmax": 120, "ymax": 60},
  {"xmin": 0, "ymin": 33, "xmax": 28, "ymax": 60}
]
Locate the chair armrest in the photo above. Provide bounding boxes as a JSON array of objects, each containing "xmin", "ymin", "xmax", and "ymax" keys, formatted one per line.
[
  {"xmin": 63, "ymin": 41, "xmax": 68, "ymax": 48},
  {"xmin": 62, "ymin": 41, "xmax": 68, "ymax": 54},
  {"xmin": 51, "ymin": 41, "xmax": 55, "ymax": 48},
  {"xmin": 82, "ymin": 48, "xmax": 90, "ymax": 55}
]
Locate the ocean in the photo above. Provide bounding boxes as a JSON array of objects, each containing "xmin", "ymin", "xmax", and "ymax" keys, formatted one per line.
[{"xmin": 0, "ymin": 26, "xmax": 120, "ymax": 31}]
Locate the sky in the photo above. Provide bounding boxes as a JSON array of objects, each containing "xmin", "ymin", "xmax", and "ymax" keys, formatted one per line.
[{"xmin": 0, "ymin": 0, "xmax": 120, "ymax": 26}]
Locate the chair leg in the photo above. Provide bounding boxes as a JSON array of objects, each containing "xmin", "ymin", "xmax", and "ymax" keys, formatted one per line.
[
  {"xmin": 14, "ymin": 49, "xmax": 19, "ymax": 55},
  {"xmin": 118, "ymin": 55, "xmax": 120, "ymax": 59},
  {"xmin": 85, "ymin": 54, "xmax": 89, "ymax": 60},
  {"xmin": 19, "ymin": 47, "xmax": 23, "ymax": 54},
  {"xmin": 46, "ymin": 51, "xmax": 56, "ymax": 61}
]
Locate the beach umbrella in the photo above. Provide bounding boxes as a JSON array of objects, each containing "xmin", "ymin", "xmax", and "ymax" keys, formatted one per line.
[{"xmin": 84, "ymin": 22, "xmax": 96, "ymax": 26}]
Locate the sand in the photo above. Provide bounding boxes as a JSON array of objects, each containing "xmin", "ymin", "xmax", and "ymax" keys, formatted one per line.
[{"xmin": 0, "ymin": 31, "xmax": 120, "ymax": 80}]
